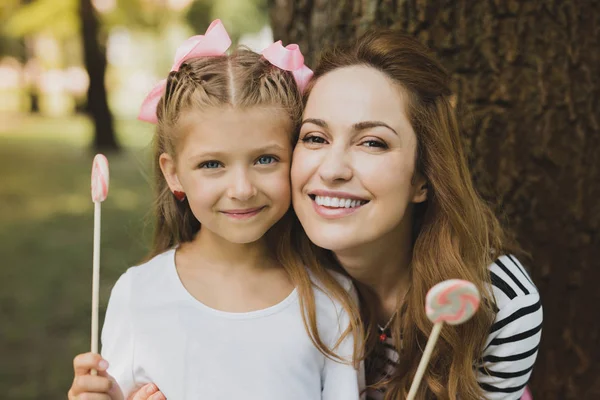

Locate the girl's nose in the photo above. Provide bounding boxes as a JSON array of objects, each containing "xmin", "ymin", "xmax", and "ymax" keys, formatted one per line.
[{"xmin": 227, "ymin": 168, "xmax": 257, "ymax": 201}]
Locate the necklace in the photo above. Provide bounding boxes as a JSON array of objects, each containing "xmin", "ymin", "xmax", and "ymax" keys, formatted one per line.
[{"xmin": 377, "ymin": 310, "xmax": 398, "ymax": 342}]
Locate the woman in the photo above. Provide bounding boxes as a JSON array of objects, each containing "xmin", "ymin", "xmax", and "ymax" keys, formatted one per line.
[{"xmin": 291, "ymin": 30, "xmax": 542, "ymax": 399}]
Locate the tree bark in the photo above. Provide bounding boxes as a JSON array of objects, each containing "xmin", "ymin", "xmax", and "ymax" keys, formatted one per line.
[
  {"xmin": 270, "ymin": 1, "xmax": 600, "ymax": 398},
  {"xmin": 79, "ymin": 0, "xmax": 119, "ymax": 152}
]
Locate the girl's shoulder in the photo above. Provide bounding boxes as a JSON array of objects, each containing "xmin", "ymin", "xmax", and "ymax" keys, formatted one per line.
[
  {"xmin": 110, "ymin": 248, "xmax": 177, "ymax": 298},
  {"xmin": 307, "ymin": 268, "xmax": 355, "ymax": 295},
  {"xmin": 307, "ymin": 268, "xmax": 359, "ymax": 310}
]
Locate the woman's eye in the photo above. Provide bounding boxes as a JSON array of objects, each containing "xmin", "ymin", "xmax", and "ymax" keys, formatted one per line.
[
  {"xmin": 301, "ymin": 135, "xmax": 326, "ymax": 144},
  {"xmin": 361, "ymin": 140, "xmax": 388, "ymax": 149},
  {"xmin": 256, "ymin": 155, "xmax": 277, "ymax": 165},
  {"xmin": 199, "ymin": 161, "xmax": 222, "ymax": 169}
]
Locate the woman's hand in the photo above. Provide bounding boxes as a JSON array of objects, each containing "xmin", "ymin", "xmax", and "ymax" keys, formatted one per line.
[{"xmin": 68, "ymin": 352, "xmax": 122, "ymax": 399}]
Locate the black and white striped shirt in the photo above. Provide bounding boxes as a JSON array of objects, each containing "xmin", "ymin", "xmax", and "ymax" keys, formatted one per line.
[{"xmin": 366, "ymin": 255, "xmax": 543, "ymax": 399}]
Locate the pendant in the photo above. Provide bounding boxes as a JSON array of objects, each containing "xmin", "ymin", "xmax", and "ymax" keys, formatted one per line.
[{"xmin": 379, "ymin": 332, "xmax": 387, "ymax": 342}]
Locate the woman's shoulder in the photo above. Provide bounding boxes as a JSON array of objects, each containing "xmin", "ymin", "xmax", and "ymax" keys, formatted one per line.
[
  {"xmin": 484, "ymin": 254, "xmax": 543, "ymax": 350},
  {"xmin": 479, "ymin": 255, "xmax": 543, "ymax": 396},
  {"xmin": 487, "ymin": 254, "xmax": 540, "ymax": 310}
]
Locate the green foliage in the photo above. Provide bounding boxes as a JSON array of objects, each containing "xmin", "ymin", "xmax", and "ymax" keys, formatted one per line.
[
  {"xmin": 2, "ymin": 0, "xmax": 171, "ymax": 40},
  {"xmin": 3, "ymin": 0, "xmax": 79, "ymax": 39},
  {"xmin": 186, "ymin": 0, "xmax": 268, "ymax": 42},
  {"xmin": 4, "ymin": 0, "xmax": 270, "ymax": 41},
  {"xmin": 185, "ymin": 0, "xmax": 212, "ymax": 36}
]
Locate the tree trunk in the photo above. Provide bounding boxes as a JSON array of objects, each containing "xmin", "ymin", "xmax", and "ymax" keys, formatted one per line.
[
  {"xmin": 19, "ymin": 0, "xmax": 39, "ymax": 113},
  {"xmin": 270, "ymin": 1, "xmax": 600, "ymax": 398},
  {"xmin": 79, "ymin": 0, "xmax": 119, "ymax": 152}
]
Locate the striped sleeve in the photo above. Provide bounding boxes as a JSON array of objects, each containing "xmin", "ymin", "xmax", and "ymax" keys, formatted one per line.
[{"xmin": 478, "ymin": 255, "xmax": 543, "ymax": 399}]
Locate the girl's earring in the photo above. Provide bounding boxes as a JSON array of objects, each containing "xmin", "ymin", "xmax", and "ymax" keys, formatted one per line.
[{"xmin": 173, "ymin": 190, "xmax": 186, "ymax": 202}]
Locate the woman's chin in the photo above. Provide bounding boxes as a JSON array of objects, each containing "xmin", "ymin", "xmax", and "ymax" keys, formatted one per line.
[{"xmin": 304, "ymin": 229, "xmax": 365, "ymax": 253}]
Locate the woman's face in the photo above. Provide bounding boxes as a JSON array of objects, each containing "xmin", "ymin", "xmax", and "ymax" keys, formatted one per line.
[{"xmin": 291, "ymin": 66, "xmax": 427, "ymax": 252}]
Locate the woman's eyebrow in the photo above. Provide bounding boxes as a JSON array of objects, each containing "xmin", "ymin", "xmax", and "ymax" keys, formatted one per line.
[
  {"xmin": 352, "ymin": 121, "xmax": 398, "ymax": 135},
  {"xmin": 301, "ymin": 118, "xmax": 328, "ymax": 128}
]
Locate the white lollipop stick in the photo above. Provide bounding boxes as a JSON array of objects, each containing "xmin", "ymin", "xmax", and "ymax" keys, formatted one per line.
[
  {"xmin": 90, "ymin": 154, "xmax": 109, "ymax": 375},
  {"xmin": 407, "ymin": 279, "xmax": 480, "ymax": 400}
]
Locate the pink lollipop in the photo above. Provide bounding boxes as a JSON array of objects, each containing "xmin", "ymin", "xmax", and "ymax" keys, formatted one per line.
[
  {"xmin": 426, "ymin": 279, "xmax": 480, "ymax": 325},
  {"xmin": 407, "ymin": 279, "xmax": 481, "ymax": 400},
  {"xmin": 91, "ymin": 154, "xmax": 109, "ymax": 203},
  {"xmin": 90, "ymin": 154, "xmax": 109, "ymax": 375}
]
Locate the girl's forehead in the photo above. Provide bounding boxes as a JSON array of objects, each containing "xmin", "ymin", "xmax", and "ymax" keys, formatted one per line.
[{"xmin": 175, "ymin": 107, "xmax": 293, "ymax": 154}]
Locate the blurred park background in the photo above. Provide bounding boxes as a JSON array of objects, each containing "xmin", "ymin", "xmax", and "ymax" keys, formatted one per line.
[
  {"xmin": 1, "ymin": 0, "xmax": 599, "ymax": 399},
  {"xmin": 0, "ymin": 0, "xmax": 271, "ymax": 398}
]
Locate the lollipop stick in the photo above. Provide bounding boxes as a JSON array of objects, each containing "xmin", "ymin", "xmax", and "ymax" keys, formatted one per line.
[
  {"xmin": 91, "ymin": 201, "xmax": 101, "ymax": 375},
  {"xmin": 407, "ymin": 322, "xmax": 443, "ymax": 400},
  {"xmin": 90, "ymin": 154, "xmax": 109, "ymax": 376}
]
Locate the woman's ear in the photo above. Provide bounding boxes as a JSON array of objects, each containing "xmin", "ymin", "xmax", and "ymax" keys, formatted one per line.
[
  {"xmin": 412, "ymin": 176, "xmax": 428, "ymax": 204},
  {"xmin": 159, "ymin": 153, "xmax": 183, "ymax": 193}
]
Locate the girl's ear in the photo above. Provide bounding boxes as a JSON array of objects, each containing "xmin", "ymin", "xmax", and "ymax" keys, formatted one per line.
[{"xmin": 159, "ymin": 153, "xmax": 183, "ymax": 193}]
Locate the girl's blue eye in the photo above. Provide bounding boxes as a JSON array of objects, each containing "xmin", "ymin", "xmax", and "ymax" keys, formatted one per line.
[
  {"xmin": 200, "ymin": 161, "xmax": 221, "ymax": 169},
  {"xmin": 256, "ymin": 155, "xmax": 277, "ymax": 165}
]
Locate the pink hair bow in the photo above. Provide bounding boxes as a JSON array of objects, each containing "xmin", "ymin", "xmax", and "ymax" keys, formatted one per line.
[
  {"xmin": 262, "ymin": 41, "xmax": 313, "ymax": 93},
  {"xmin": 138, "ymin": 19, "xmax": 232, "ymax": 124}
]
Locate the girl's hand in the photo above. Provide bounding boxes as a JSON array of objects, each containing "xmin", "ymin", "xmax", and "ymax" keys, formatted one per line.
[
  {"xmin": 68, "ymin": 352, "xmax": 122, "ymax": 400},
  {"xmin": 127, "ymin": 384, "xmax": 165, "ymax": 400}
]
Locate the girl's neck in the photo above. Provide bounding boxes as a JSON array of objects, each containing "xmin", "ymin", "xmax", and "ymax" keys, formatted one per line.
[
  {"xmin": 333, "ymin": 218, "xmax": 413, "ymax": 321},
  {"xmin": 181, "ymin": 227, "xmax": 275, "ymax": 273}
]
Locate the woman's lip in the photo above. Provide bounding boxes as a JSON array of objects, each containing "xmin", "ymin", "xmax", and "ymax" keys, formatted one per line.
[{"xmin": 310, "ymin": 196, "xmax": 365, "ymax": 219}]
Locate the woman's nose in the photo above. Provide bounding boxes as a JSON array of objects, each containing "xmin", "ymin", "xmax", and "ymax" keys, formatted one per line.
[{"xmin": 317, "ymin": 147, "xmax": 353, "ymax": 183}]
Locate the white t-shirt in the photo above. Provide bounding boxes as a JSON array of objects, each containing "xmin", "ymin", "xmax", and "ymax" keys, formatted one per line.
[{"xmin": 101, "ymin": 249, "xmax": 365, "ymax": 400}]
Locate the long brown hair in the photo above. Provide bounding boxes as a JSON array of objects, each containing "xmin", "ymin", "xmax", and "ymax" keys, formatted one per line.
[
  {"xmin": 303, "ymin": 31, "xmax": 515, "ymax": 398},
  {"xmin": 147, "ymin": 47, "xmax": 363, "ymax": 365}
]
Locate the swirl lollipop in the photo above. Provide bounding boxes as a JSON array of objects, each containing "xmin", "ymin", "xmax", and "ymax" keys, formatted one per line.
[
  {"xmin": 407, "ymin": 280, "xmax": 481, "ymax": 400},
  {"xmin": 90, "ymin": 154, "xmax": 109, "ymax": 374}
]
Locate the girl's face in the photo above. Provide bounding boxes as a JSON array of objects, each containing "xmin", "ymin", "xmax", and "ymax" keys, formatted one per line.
[
  {"xmin": 161, "ymin": 107, "xmax": 292, "ymax": 244},
  {"xmin": 291, "ymin": 66, "xmax": 427, "ymax": 253}
]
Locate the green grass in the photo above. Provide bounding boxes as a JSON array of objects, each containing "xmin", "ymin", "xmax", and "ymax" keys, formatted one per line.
[{"xmin": 0, "ymin": 114, "xmax": 155, "ymax": 398}]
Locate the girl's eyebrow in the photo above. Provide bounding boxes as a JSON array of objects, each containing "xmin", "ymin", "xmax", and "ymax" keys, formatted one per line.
[{"xmin": 254, "ymin": 144, "xmax": 287, "ymax": 154}]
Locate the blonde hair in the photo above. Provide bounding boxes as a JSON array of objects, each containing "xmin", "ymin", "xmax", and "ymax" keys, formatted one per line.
[
  {"xmin": 147, "ymin": 47, "xmax": 363, "ymax": 365},
  {"xmin": 303, "ymin": 31, "xmax": 518, "ymax": 398}
]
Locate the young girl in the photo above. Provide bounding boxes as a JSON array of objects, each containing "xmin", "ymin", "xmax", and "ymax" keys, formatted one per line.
[{"xmin": 68, "ymin": 20, "xmax": 364, "ymax": 400}]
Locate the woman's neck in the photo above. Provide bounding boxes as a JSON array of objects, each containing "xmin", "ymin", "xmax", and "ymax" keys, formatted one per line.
[{"xmin": 333, "ymin": 220, "xmax": 413, "ymax": 321}]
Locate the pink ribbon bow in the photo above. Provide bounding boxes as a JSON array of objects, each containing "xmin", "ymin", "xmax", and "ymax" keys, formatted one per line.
[
  {"xmin": 138, "ymin": 19, "xmax": 232, "ymax": 124},
  {"xmin": 261, "ymin": 41, "xmax": 314, "ymax": 94}
]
